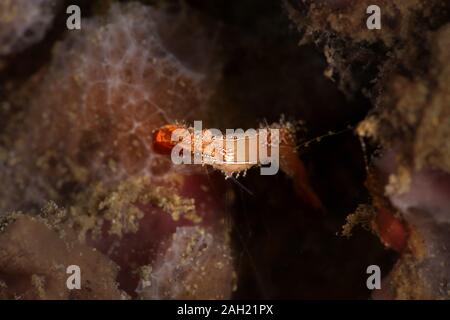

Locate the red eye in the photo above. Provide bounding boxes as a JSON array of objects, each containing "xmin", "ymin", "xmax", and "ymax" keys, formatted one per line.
[{"xmin": 153, "ymin": 124, "xmax": 183, "ymax": 154}]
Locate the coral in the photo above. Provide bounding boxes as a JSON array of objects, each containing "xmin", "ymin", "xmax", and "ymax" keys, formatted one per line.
[
  {"xmin": 369, "ymin": 25, "xmax": 450, "ymax": 174},
  {"xmin": 0, "ymin": 2, "xmax": 214, "ymax": 214},
  {"xmin": 287, "ymin": 0, "xmax": 450, "ymax": 93},
  {"xmin": 0, "ymin": 171, "xmax": 234, "ymax": 299},
  {"xmin": 290, "ymin": 0, "xmax": 450, "ymax": 299},
  {"xmin": 0, "ymin": 213, "xmax": 125, "ymax": 299},
  {"xmin": 371, "ymin": 151, "xmax": 450, "ymax": 299},
  {"xmin": 297, "ymin": 0, "xmax": 443, "ymax": 46},
  {"xmin": 0, "ymin": 0, "xmax": 61, "ymax": 56},
  {"xmin": 138, "ymin": 226, "xmax": 233, "ymax": 299},
  {"xmin": 292, "ymin": 0, "xmax": 450, "ymax": 168},
  {"xmin": 0, "ymin": 2, "xmax": 233, "ymax": 300},
  {"xmin": 1, "ymin": 0, "xmax": 446, "ymax": 300}
]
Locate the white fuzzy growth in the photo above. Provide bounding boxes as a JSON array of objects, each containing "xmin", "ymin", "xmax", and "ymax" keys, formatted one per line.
[
  {"xmin": 0, "ymin": 2, "xmax": 212, "ymax": 214},
  {"xmin": 0, "ymin": 0, "xmax": 61, "ymax": 55},
  {"xmin": 377, "ymin": 151, "xmax": 450, "ymax": 297},
  {"xmin": 137, "ymin": 226, "xmax": 233, "ymax": 299}
]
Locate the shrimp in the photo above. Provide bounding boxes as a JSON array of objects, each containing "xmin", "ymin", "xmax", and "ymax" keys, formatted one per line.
[
  {"xmin": 153, "ymin": 122, "xmax": 280, "ymax": 175},
  {"xmin": 153, "ymin": 121, "xmax": 325, "ymax": 210}
]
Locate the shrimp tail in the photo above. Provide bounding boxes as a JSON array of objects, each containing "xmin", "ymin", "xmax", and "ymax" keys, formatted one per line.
[{"xmin": 280, "ymin": 143, "xmax": 324, "ymax": 212}]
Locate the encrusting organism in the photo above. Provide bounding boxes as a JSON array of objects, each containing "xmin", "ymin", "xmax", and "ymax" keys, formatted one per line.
[{"xmin": 0, "ymin": 2, "xmax": 234, "ymax": 300}]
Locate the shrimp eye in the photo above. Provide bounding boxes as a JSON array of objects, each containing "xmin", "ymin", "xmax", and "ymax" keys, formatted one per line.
[{"xmin": 153, "ymin": 124, "xmax": 182, "ymax": 155}]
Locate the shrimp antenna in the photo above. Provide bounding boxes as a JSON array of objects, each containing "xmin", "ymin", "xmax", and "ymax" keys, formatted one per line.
[
  {"xmin": 229, "ymin": 176, "xmax": 255, "ymax": 196},
  {"xmin": 295, "ymin": 125, "xmax": 353, "ymax": 150}
]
